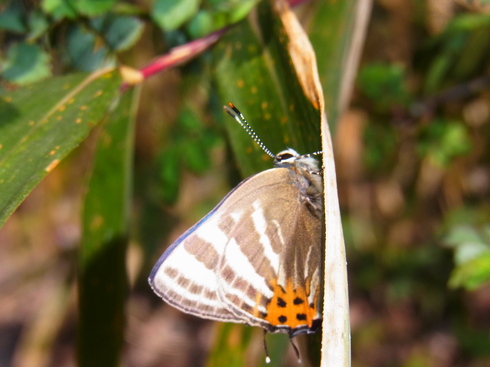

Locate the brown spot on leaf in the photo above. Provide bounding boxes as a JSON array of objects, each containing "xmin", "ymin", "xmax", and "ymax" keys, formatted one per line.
[{"xmin": 45, "ymin": 159, "xmax": 60, "ymax": 172}]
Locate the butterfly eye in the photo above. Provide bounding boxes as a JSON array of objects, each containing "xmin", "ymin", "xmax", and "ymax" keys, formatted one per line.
[{"xmin": 277, "ymin": 153, "xmax": 294, "ymax": 161}]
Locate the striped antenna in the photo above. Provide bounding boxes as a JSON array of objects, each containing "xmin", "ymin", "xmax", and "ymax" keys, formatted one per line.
[
  {"xmin": 223, "ymin": 102, "xmax": 323, "ymax": 159},
  {"xmin": 223, "ymin": 103, "xmax": 275, "ymax": 158}
]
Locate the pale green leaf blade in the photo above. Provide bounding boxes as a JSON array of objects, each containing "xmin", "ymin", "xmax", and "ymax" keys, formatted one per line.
[{"xmin": 77, "ymin": 87, "xmax": 136, "ymax": 367}]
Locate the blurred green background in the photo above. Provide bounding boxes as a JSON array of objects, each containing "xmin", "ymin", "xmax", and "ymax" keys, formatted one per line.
[{"xmin": 1, "ymin": 0, "xmax": 490, "ymax": 366}]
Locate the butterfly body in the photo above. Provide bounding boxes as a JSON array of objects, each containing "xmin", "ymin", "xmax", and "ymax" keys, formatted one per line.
[{"xmin": 149, "ymin": 148, "xmax": 323, "ymax": 337}]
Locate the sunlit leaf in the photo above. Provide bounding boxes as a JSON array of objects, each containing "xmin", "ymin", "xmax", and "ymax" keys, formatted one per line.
[
  {"xmin": 75, "ymin": 0, "xmax": 117, "ymax": 16},
  {"xmin": 0, "ymin": 69, "xmax": 121, "ymax": 227},
  {"xmin": 152, "ymin": 0, "xmax": 200, "ymax": 31},
  {"xmin": 41, "ymin": 0, "xmax": 78, "ymax": 19},
  {"xmin": 449, "ymin": 253, "xmax": 490, "ymax": 290},
  {"xmin": 444, "ymin": 225, "xmax": 490, "ymax": 264},
  {"xmin": 212, "ymin": 2, "xmax": 322, "ymax": 177}
]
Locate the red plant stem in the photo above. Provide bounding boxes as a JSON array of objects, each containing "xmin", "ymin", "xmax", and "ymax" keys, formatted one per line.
[
  {"xmin": 124, "ymin": 0, "xmax": 310, "ymax": 87},
  {"xmin": 140, "ymin": 27, "xmax": 228, "ymax": 80}
]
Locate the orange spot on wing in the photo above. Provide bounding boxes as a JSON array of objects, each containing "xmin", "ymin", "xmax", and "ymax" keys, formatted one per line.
[{"xmin": 264, "ymin": 279, "xmax": 320, "ymax": 331}]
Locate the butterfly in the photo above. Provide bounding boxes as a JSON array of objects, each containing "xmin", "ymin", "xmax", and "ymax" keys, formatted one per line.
[{"xmin": 149, "ymin": 103, "xmax": 323, "ymax": 339}]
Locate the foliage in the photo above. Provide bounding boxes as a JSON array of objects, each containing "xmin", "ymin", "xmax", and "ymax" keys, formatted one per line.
[{"xmin": 1, "ymin": 1, "xmax": 490, "ymax": 367}]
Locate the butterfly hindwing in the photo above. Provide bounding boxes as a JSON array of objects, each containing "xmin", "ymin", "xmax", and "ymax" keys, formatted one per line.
[
  {"xmin": 149, "ymin": 164, "xmax": 323, "ymax": 336},
  {"xmin": 149, "ymin": 206, "xmax": 237, "ymax": 321},
  {"xmin": 216, "ymin": 167, "xmax": 323, "ymax": 335}
]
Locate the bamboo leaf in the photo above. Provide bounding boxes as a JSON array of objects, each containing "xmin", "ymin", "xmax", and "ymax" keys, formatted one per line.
[
  {"xmin": 210, "ymin": 0, "xmax": 337, "ymax": 365},
  {"xmin": 0, "ymin": 69, "xmax": 122, "ymax": 227},
  {"xmin": 77, "ymin": 87, "xmax": 137, "ymax": 367},
  {"xmin": 212, "ymin": 1, "xmax": 322, "ymax": 177}
]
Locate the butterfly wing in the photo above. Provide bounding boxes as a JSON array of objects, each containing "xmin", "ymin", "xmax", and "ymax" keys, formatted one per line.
[
  {"xmin": 148, "ymin": 193, "xmax": 243, "ymax": 322},
  {"xmin": 148, "ymin": 170, "xmax": 280, "ymax": 322},
  {"xmin": 214, "ymin": 167, "xmax": 323, "ymax": 336},
  {"xmin": 149, "ymin": 167, "xmax": 323, "ymax": 336}
]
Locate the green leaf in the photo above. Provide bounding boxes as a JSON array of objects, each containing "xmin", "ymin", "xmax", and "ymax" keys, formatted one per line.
[
  {"xmin": 357, "ymin": 63, "xmax": 409, "ymax": 111},
  {"xmin": 156, "ymin": 104, "xmax": 221, "ymax": 204},
  {"xmin": 186, "ymin": 10, "xmax": 224, "ymax": 38},
  {"xmin": 447, "ymin": 13, "xmax": 490, "ymax": 32},
  {"xmin": 78, "ymin": 87, "xmax": 135, "ymax": 367},
  {"xmin": 0, "ymin": 0, "xmax": 26, "ymax": 32},
  {"xmin": 41, "ymin": 0, "xmax": 78, "ymax": 20},
  {"xmin": 183, "ymin": 140, "xmax": 212, "ymax": 173},
  {"xmin": 206, "ymin": 324, "xmax": 255, "ymax": 367},
  {"xmin": 27, "ymin": 9, "xmax": 50, "ymax": 40},
  {"xmin": 91, "ymin": 14, "xmax": 144, "ymax": 51},
  {"xmin": 186, "ymin": 0, "xmax": 259, "ymax": 38},
  {"xmin": 363, "ymin": 122, "xmax": 398, "ymax": 173},
  {"xmin": 449, "ymin": 252, "xmax": 490, "ymax": 290},
  {"xmin": 158, "ymin": 146, "xmax": 182, "ymax": 204},
  {"xmin": 212, "ymin": 1, "xmax": 322, "ymax": 177},
  {"xmin": 0, "ymin": 69, "xmax": 122, "ymax": 227},
  {"xmin": 444, "ymin": 225, "xmax": 490, "ymax": 265},
  {"xmin": 224, "ymin": 0, "xmax": 259, "ymax": 23},
  {"xmin": 67, "ymin": 25, "xmax": 110, "ymax": 71},
  {"xmin": 1, "ymin": 43, "xmax": 51, "ymax": 84},
  {"xmin": 444, "ymin": 224, "xmax": 490, "ymax": 290},
  {"xmin": 305, "ymin": 0, "xmax": 366, "ymax": 128},
  {"xmin": 75, "ymin": 0, "xmax": 117, "ymax": 16},
  {"xmin": 418, "ymin": 120, "xmax": 471, "ymax": 167},
  {"xmin": 152, "ymin": 0, "xmax": 200, "ymax": 31}
]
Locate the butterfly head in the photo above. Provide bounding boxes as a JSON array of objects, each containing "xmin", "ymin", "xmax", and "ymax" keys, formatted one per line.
[{"xmin": 273, "ymin": 148, "xmax": 321, "ymax": 174}]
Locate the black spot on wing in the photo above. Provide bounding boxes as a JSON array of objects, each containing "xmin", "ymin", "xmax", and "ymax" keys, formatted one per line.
[
  {"xmin": 277, "ymin": 297, "xmax": 287, "ymax": 307},
  {"xmin": 293, "ymin": 297, "xmax": 304, "ymax": 305}
]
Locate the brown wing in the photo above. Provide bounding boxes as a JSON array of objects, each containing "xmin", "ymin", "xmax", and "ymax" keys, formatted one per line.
[
  {"xmin": 215, "ymin": 167, "xmax": 323, "ymax": 336},
  {"xmin": 149, "ymin": 167, "xmax": 323, "ymax": 336}
]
